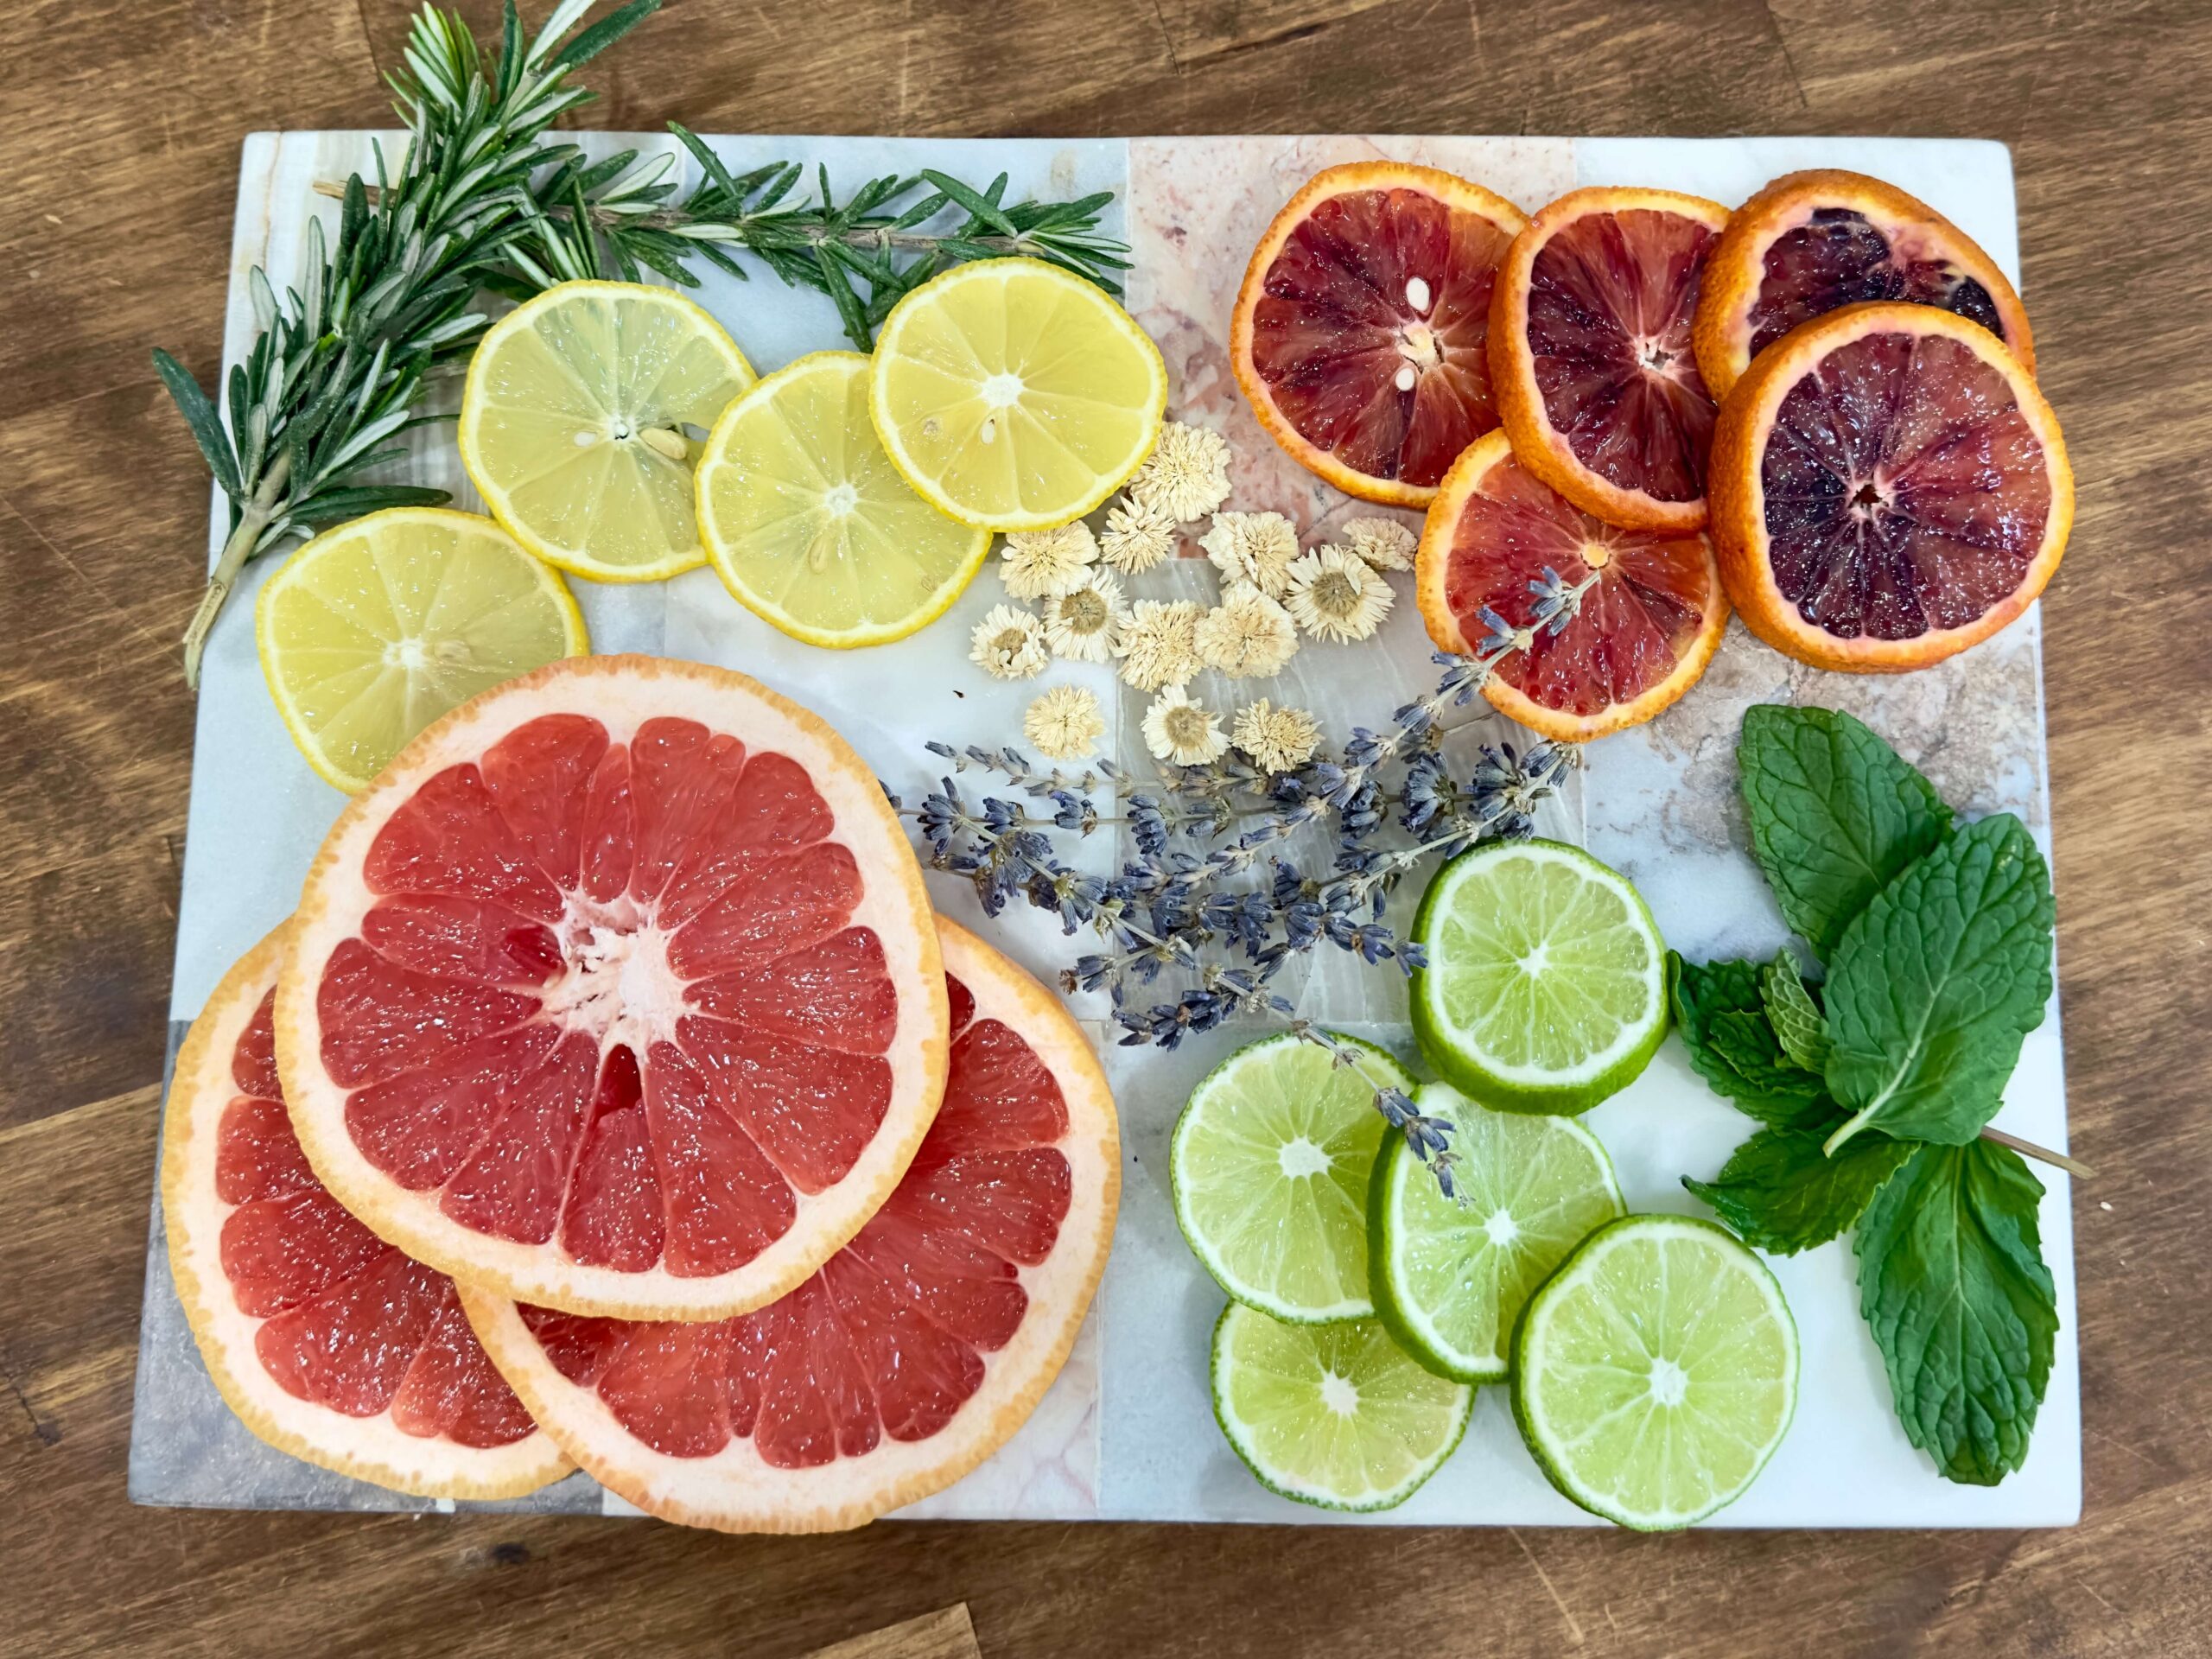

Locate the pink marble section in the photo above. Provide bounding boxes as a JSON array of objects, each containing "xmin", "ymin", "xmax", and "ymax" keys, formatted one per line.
[{"xmin": 1127, "ymin": 135, "xmax": 1576, "ymax": 549}]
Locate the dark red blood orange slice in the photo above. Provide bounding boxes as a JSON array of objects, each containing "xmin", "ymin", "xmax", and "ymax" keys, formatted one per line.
[
  {"xmin": 1491, "ymin": 186, "xmax": 1733, "ymax": 532},
  {"xmin": 1231, "ymin": 161, "xmax": 1528, "ymax": 508},
  {"xmin": 275, "ymin": 656, "xmax": 948, "ymax": 1320},
  {"xmin": 1416, "ymin": 431, "xmax": 1729, "ymax": 741},
  {"xmin": 460, "ymin": 919, "xmax": 1118, "ymax": 1533},
  {"xmin": 1694, "ymin": 169, "xmax": 2035, "ymax": 403},
  {"xmin": 162, "ymin": 926, "xmax": 569, "ymax": 1498}
]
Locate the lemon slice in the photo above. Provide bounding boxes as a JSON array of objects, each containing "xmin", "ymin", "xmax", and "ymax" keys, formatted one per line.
[
  {"xmin": 256, "ymin": 508, "xmax": 588, "ymax": 791},
  {"xmin": 459, "ymin": 281, "xmax": 754, "ymax": 582},
  {"xmin": 869, "ymin": 258, "xmax": 1167, "ymax": 531},
  {"xmin": 696, "ymin": 352, "xmax": 991, "ymax": 647}
]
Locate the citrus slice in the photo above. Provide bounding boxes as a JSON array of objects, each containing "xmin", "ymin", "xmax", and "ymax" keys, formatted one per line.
[
  {"xmin": 1415, "ymin": 430, "xmax": 1728, "ymax": 741},
  {"xmin": 1513, "ymin": 1215, "xmax": 1799, "ymax": 1530},
  {"xmin": 275, "ymin": 655, "xmax": 948, "ymax": 1320},
  {"xmin": 1708, "ymin": 302, "xmax": 2072, "ymax": 672},
  {"xmin": 1694, "ymin": 168, "xmax": 2035, "ymax": 404},
  {"xmin": 869, "ymin": 257, "xmax": 1167, "ymax": 531},
  {"xmin": 460, "ymin": 280, "xmax": 755, "ymax": 582},
  {"xmin": 1230, "ymin": 161, "xmax": 1528, "ymax": 508},
  {"xmin": 1409, "ymin": 839, "xmax": 1668, "ymax": 1115},
  {"xmin": 1210, "ymin": 1304, "xmax": 1472, "ymax": 1512},
  {"xmin": 1491, "ymin": 187, "xmax": 1732, "ymax": 532},
  {"xmin": 256, "ymin": 507, "xmax": 588, "ymax": 792},
  {"xmin": 1171, "ymin": 1031, "xmax": 1414, "ymax": 1324},
  {"xmin": 1368, "ymin": 1082, "xmax": 1623, "ymax": 1383},
  {"xmin": 459, "ymin": 919, "xmax": 1117, "ymax": 1533},
  {"xmin": 162, "ymin": 925, "xmax": 570, "ymax": 1499},
  {"xmin": 697, "ymin": 352, "xmax": 990, "ymax": 647}
]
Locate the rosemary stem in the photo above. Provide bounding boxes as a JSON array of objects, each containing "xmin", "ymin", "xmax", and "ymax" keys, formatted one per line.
[
  {"xmin": 181, "ymin": 449, "xmax": 292, "ymax": 690},
  {"xmin": 1979, "ymin": 1124, "xmax": 2094, "ymax": 1179}
]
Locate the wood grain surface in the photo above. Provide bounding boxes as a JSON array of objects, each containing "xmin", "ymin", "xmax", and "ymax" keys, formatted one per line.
[{"xmin": 2, "ymin": 1, "xmax": 2207, "ymax": 1655}]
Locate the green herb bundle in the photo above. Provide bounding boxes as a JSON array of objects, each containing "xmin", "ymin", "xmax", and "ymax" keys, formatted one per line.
[{"xmin": 1675, "ymin": 704, "xmax": 2063, "ymax": 1487}]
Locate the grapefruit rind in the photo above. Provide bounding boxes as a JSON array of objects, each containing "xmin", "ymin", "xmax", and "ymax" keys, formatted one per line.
[
  {"xmin": 459, "ymin": 918, "xmax": 1120, "ymax": 1533},
  {"xmin": 1230, "ymin": 160, "xmax": 1530, "ymax": 510},
  {"xmin": 276, "ymin": 654, "xmax": 950, "ymax": 1321},
  {"xmin": 1692, "ymin": 168, "xmax": 2036, "ymax": 404},
  {"xmin": 1490, "ymin": 187, "xmax": 1733, "ymax": 533},
  {"xmin": 1707, "ymin": 302, "xmax": 2072, "ymax": 675},
  {"xmin": 162, "ymin": 924, "xmax": 573, "ymax": 1500}
]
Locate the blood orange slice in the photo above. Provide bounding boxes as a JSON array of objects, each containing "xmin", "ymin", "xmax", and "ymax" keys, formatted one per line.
[
  {"xmin": 459, "ymin": 919, "xmax": 1118, "ymax": 1533},
  {"xmin": 1231, "ymin": 161, "xmax": 1528, "ymax": 508},
  {"xmin": 1709, "ymin": 302, "xmax": 2071, "ymax": 673},
  {"xmin": 276, "ymin": 655, "xmax": 948, "ymax": 1320},
  {"xmin": 1694, "ymin": 169, "xmax": 2034, "ymax": 404},
  {"xmin": 1491, "ymin": 187, "xmax": 1732, "ymax": 532},
  {"xmin": 162, "ymin": 926, "xmax": 569, "ymax": 1498},
  {"xmin": 1416, "ymin": 430, "xmax": 1728, "ymax": 741}
]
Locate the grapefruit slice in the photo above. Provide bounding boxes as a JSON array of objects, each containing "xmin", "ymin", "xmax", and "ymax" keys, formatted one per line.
[
  {"xmin": 459, "ymin": 919, "xmax": 1119, "ymax": 1533},
  {"xmin": 275, "ymin": 656, "xmax": 948, "ymax": 1320},
  {"xmin": 1415, "ymin": 430, "xmax": 1728, "ymax": 741},
  {"xmin": 1491, "ymin": 187, "xmax": 1732, "ymax": 532},
  {"xmin": 1708, "ymin": 302, "xmax": 2071, "ymax": 673},
  {"xmin": 1231, "ymin": 161, "xmax": 1528, "ymax": 508},
  {"xmin": 162, "ymin": 926, "xmax": 570, "ymax": 1499},
  {"xmin": 1694, "ymin": 169, "xmax": 2035, "ymax": 404}
]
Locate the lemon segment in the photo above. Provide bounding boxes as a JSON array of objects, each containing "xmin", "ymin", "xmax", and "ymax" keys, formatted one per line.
[
  {"xmin": 696, "ymin": 352, "xmax": 991, "ymax": 647},
  {"xmin": 869, "ymin": 258, "xmax": 1167, "ymax": 532},
  {"xmin": 256, "ymin": 508, "xmax": 588, "ymax": 791},
  {"xmin": 460, "ymin": 281, "xmax": 754, "ymax": 582}
]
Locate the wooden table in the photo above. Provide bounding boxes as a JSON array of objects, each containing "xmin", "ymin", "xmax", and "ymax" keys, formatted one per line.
[{"xmin": 3, "ymin": 1, "xmax": 2206, "ymax": 1653}]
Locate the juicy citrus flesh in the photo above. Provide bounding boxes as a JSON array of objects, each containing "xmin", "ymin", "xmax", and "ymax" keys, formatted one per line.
[
  {"xmin": 698, "ymin": 352, "xmax": 990, "ymax": 646},
  {"xmin": 869, "ymin": 258, "xmax": 1167, "ymax": 531},
  {"xmin": 1371, "ymin": 1083, "xmax": 1623, "ymax": 1382},
  {"xmin": 1748, "ymin": 207, "xmax": 2012, "ymax": 359},
  {"xmin": 461, "ymin": 282, "xmax": 755, "ymax": 580},
  {"xmin": 1211, "ymin": 1304, "xmax": 1473, "ymax": 1511},
  {"xmin": 1514, "ymin": 1216, "xmax": 1798, "ymax": 1530},
  {"xmin": 257, "ymin": 507, "xmax": 588, "ymax": 792},
  {"xmin": 1172, "ymin": 1032, "xmax": 1413, "ymax": 1323}
]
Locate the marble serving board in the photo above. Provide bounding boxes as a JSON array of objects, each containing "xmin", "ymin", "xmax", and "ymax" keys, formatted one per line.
[{"xmin": 130, "ymin": 131, "xmax": 2078, "ymax": 1529}]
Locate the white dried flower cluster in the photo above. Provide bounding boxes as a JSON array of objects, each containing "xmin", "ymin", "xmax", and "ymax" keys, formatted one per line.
[
  {"xmin": 1023, "ymin": 683, "xmax": 1106, "ymax": 760},
  {"xmin": 1340, "ymin": 516, "xmax": 1418, "ymax": 572},
  {"xmin": 1141, "ymin": 685, "xmax": 1229, "ymax": 766},
  {"xmin": 1232, "ymin": 698, "xmax": 1322, "ymax": 773},
  {"xmin": 969, "ymin": 603, "xmax": 1050, "ymax": 681},
  {"xmin": 1040, "ymin": 570, "xmax": 1129, "ymax": 664},
  {"xmin": 1116, "ymin": 599, "xmax": 1204, "ymax": 693},
  {"xmin": 1001, "ymin": 521, "xmax": 1098, "ymax": 599},
  {"xmin": 1198, "ymin": 511, "xmax": 1300, "ymax": 599},
  {"xmin": 1098, "ymin": 494, "xmax": 1179, "ymax": 573},
  {"xmin": 1283, "ymin": 544, "xmax": 1395, "ymax": 643},
  {"xmin": 1127, "ymin": 422, "xmax": 1232, "ymax": 524},
  {"xmin": 1195, "ymin": 582, "xmax": 1299, "ymax": 678}
]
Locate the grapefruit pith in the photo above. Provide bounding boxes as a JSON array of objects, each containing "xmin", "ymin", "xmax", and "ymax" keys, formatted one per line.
[
  {"xmin": 162, "ymin": 925, "xmax": 570, "ymax": 1499},
  {"xmin": 461, "ymin": 919, "xmax": 1119, "ymax": 1533},
  {"xmin": 275, "ymin": 655, "xmax": 948, "ymax": 1321},
  {"xmin": 1231, "ymin": 161, "xmax": 1528, "ymax": 508}
]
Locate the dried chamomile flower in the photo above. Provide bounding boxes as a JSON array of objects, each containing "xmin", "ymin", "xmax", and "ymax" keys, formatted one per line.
[
  {"xmin": 1116, "ymin": 599, "xmax": 1205, "ymax": 693},
  {"xmin": 969, "ymin": 603, "xmax": 1050, "ymax": 680},
  {"xmin": 1283, "ymin": 544, "xmax": 1395, "ymax": 643},
  {"xmin": 1141, "ymin": 685, "xmax": 1229, "ymax": 767},
  {"xmin": 1023, "ymin": 683, "xmax": 1107, "ymax": 760},
  {"xmin": 1041, "ymin": 569, "xmax": 1130, "ymax": 664},
  {"xmin": 1340, "ymin": 515, "xmax": 1418, "ymax": 572},
  {"xmin": 1099, "ymin": 494, "xmax": 1179, "ymax": 573},
  {"xmin": 1000, "ymin": 521, "xmax": 1099, "ymax": 599},
  {"xmin": 1232, "ymin": 698, "xmax": 1321, "ymax": 774},
  {"xmin": 1195, "ymin": 582, "xmax": 1299, "ymax": 679},
  {"xmin": 1199, "ymin": 511, "xmax": 1300, "ymax": 599},
  {"xmin": 1127, "ymin": 421, "xmax": 1232, "ymax": 523}
]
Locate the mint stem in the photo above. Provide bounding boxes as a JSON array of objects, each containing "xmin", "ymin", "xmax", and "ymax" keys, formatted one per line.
[{"xmin": 1980, "ymin": 1125, "xmax": 2094, "ymax": 1180}]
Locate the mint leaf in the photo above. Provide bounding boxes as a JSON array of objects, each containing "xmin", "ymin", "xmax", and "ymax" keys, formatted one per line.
[
  {"xmin": 1853, "ymin": 1141, "xmax": 2056, "ymax": 1485},
  {"xmin": 1685, "ymin": 1125, "xmax": 1911, "ymax": 1255},
  {"xmin": 1738, "ymin": 705, "xmax": 1953, "ymax": 958},
  {"xmin": 1669, "ymin": 955, "xmax": 1832, "ymax": 1128},
  {"xmin": 1824, "ymin": 815, "xmax": 2056, "ymax": 1148},
  {"xmin": 1761, "ymin": 952, "xmax": 1831, "ymax": 1073}
]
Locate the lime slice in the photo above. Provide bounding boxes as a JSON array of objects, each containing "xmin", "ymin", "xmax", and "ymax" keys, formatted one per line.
[
  {"xmin": 1513, "ymin": 1215, "xmax": 1799, "ymax": 1530},
  {"xmin": 1171, "ymin": 1032, "xmax": 1414, "ymax": 1323},
  {"xmin": 869, "ymin": 258, "xmax": 1167, "ymax": 531},
  {"xmin": 1410, "ymin": 839, "xmax": 1668, "ymax": 1114},
  {"xmin": 1369, "ymin": 1082, "xmax": 1624, "ymax": 1382},
  {"xmin": 460, "ymin": 280, "xmax": 754, "ymax": 582},
  {"xmin": 696, "ymin": 352, "xmax": 991, "ymax": 647},
  {"xmin": 255, "ymin": 508, "xmax": 588, "ymax": 791},
  {"xmin": 1211, "ymin": 1304, "xmax": 1473, "ymax": 1511}
]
